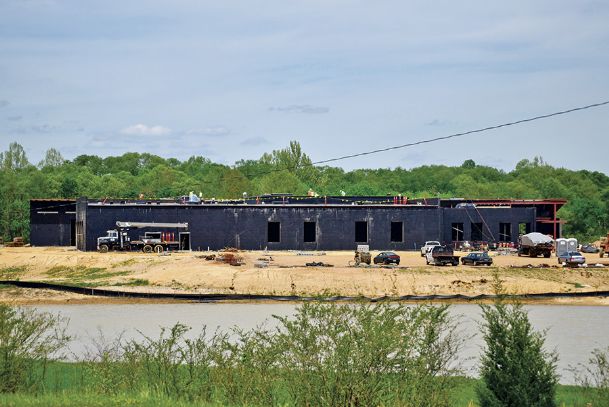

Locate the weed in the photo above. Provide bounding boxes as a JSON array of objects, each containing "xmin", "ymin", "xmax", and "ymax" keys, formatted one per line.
[
  {"xmin": 0, "ymin": 266, "xmax": 27, "ymax": 279},
  {"xmin": 45, "ymin": 266, "xmax": 130, "ymax": 284},
  {"xmin": 111, "ymin": 259, "xmax": 137, "ymax": 269}
]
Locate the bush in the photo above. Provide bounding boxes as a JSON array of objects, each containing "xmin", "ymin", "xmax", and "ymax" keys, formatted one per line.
[
  {"xmin": 571, "ymin": 346, "xmax": 609, "ymax": 406},
  {"xmin": 477, "ymin": 297, "xmax": 558, "ymax": 407},
  {"xmin": 84, "ymin": 301, "xmax": 464, "ymax": 406},
  {"xmin": 0, "ymin": 304, "xmax": 69, "ymax": 393},
  {"xmin": 270, "ymin": 302, "xmax": 463, "ymax": 407}
]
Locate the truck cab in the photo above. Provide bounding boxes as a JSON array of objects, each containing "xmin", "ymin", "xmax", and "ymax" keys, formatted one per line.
[
  {"xmin": 97, "ymin": 230, "xmax": 119, "ymax": 252},
  {"xmin": 420, "ymin": 241, "xmax": 441, "ymax": 257}
]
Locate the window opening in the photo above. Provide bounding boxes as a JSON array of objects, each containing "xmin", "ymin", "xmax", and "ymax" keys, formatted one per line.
[
  {"xmin": 451, "ymin": 223, "xmax": 464, "ymax": 241},
  {"xmin": 268, "ymin": 222, "xmax": 280, "ymax": 242},
  {"xmin": 355, "ymin": 221, "xmax": 368, "ymax": 243},
  {"xmin": 391, "ymin": 222, "xmax": 403, "ymax": 242},
  {"xmin": 499, "ymin": 223, "xmax": 512, "ymax": 242},
  {"xmin": 304, "ymin": 222, "xmax": 316, "ymax": 243}
]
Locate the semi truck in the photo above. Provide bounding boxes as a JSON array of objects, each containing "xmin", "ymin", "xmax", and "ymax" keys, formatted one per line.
[
  {"xmin": 518, "ymin": 232, "xmax": 553, "ymax": 258},
  {"xmin": 97, "ymin": 221, "xmax": 189, "ymax": 253}
]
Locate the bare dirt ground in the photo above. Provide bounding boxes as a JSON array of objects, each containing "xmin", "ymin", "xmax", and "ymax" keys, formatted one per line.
[{"xmin": 1, "ymin": 246, "xmax": 609, "ymax": 305}]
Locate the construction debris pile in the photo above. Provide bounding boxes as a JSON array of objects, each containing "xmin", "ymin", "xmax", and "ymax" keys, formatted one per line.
[{"xmin": 4, "ymin": 237, "xmax": 24, "ymax": 247}]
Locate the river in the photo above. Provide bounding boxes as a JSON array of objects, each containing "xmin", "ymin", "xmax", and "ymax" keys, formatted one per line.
[{"xmin": 30, "ymin": 303, "xmax": 609, "ymax": 384}]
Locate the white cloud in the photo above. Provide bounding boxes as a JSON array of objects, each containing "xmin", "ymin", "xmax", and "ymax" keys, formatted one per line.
[{"xmin": 120, "ymin": 124, "xmax": 171, "ymax": 136}]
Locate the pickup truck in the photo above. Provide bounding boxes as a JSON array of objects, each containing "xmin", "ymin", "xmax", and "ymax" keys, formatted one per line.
[
  {"xmin": 420, "ymin": 241, "xmax": 441, "ymax": 257},
  {"xmin": 426, "ymin": 245, "xmax": 460, "ymax": 266}
]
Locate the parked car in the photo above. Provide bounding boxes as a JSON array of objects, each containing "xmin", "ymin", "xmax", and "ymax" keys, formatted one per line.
[
  {"xmin": 461, "ymin": 252, "xmax": 493, "ymax": 266},
  {"xmin": 580, "ymin": 244, "xmax": 599, "ymax": 254},
  {"xmin": 557, "ymin": 251, "xmax": 586, "ymax": 266},
  {"xmin": 374, "ymin": 252, "xmax": 400, "ymax": 265},
  {"xmin": 420, "ymin": 241, "xmax": 441, "ymax": 257}
]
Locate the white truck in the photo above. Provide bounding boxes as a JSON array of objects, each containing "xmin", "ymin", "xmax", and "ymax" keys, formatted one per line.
[
  {"xmin": 97, "ymin": 221, "xmax": 189, "ymax": 253},
  {"xmin": 420, "ymin": 241, "xmax": 441, "ymax": 257}
]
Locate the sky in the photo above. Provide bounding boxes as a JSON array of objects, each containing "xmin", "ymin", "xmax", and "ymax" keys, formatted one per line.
[{"xmin": 1, "ymin": 0, "xmax": 608, "ymax": 173}]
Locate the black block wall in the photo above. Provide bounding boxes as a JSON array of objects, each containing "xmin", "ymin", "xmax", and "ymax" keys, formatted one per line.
[
  {"xmin": 76, "ymin": 202, "xmax": 536, "ymax": 251},
  {"xmin": 79, "ymin": 204, "xmax": 445, "ymax": 251},
  {"xmin": 30, "ymin": 200, "xmax": 76, "ymax": 246}
]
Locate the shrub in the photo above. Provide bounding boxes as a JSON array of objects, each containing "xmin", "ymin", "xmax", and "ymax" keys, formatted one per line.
[
  {"xmin": 477, "ymin": 298, "xmax": 558, "ymax": 407},
  {"xmin": 271, "ymin": 302, "xmax": 463, "ymax": 407},
  {"xmin": 571, "ymin": 346, "xmax": 609, "ymax": 406},
  {"xmin": 0, "ymin": 304, "xmax": 69, "ymax": 393}
]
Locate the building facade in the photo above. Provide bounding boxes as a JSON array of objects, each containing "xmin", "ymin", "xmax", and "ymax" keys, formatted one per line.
[{"xmin": 30, "ymin": 196, "xmax": 565, "ymax": 251}]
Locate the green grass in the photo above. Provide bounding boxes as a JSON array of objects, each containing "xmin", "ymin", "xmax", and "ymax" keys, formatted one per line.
[
  {"xmin": 450, "ymin": 377, "xmax": 598, "ymax": 406},
  {"xmin": 0, "ymin": 377, "xmax": 599, "ymax": 407},
  {"xmin": 0, "ymin": 266, "xmax": 28, "ymax": 279},
  {"xmin": 45, "ymin": 266, "xmax": 131, "ymax": 285},
  {"xmin": 112, "ymin": 278, "xmax": 150, "ymax": 287},
  {"xmin": 111, "ymin": 258, "xmax": 137, "ymax": 269},
  {"xmin": 0, "ymin": 393, "xmax": 219, "ymax": 407},
  {"xmin": 0, "ymin": 362, "xmax": 599, "ymax": 407}
]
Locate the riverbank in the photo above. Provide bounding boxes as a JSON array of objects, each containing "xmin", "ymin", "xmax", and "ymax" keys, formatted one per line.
[{"xmin": 2, "ymin": 247, "xmax": 609, "ymax": 305}]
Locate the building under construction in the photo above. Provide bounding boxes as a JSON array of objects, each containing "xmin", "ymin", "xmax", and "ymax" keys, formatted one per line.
[{"xmin": 30, "ymin": 196, "xmax": 566, "ymax": 252}]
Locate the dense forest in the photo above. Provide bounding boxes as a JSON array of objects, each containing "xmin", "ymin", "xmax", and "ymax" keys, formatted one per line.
[{"xmin": 0, "ymin": 141, "xmax": 608, "ymax": 242}]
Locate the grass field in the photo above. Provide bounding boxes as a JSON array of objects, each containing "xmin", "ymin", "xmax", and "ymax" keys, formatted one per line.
[{"xmin": 0, "ymin": 362, "xmax": 602, "ymax": 407}]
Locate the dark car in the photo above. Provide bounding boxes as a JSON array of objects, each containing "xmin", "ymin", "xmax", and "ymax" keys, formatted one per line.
[
  {"xmin": 374, "ymin": 252, "xmax": 400, "ymax": 265},
  {"xmin": 580, "ymin": 244, "xmax": 599, "ymax": 254},
  {"xmin": 461, "ymin": 252, "xmax": 493, "ymax": 266}
]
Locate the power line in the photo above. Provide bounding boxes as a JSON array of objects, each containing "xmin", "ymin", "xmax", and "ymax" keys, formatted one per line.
[{"xmin": 310, "ymin": 100, "xmax": 609, "ymax": 166}]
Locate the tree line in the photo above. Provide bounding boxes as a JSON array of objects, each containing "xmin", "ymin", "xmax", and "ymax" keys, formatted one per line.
[{"xmin": 0, "ymin": 141, "xmax": 608, "ymax": 242}]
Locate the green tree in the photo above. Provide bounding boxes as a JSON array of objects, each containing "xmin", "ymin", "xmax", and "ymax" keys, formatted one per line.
[
  {"xmin": 38, "ymin": 148, "xmax": 65, "ymax": 168},
  {"xmin": 461, "ymin": 159, "xmax": 476, "ymax": 169},
  {"xmin": 477, "ymin": 283, "xmax": 558, "ymax": 407},
  {"xmin": 1, "ymin": 142, "xmax": 29, "ymax": 170}
]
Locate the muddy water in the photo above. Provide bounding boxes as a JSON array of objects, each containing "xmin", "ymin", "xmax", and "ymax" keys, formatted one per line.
[{"xmin": 32, "ymin": 303, "xmax": 609, "ymax": 384}]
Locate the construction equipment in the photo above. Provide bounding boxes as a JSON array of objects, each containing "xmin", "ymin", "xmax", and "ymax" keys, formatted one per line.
[
  {"xmin": 353, "ymin": 245, "xmax": 371, "ymax": 265},
  {"xmin": 518, "ymin": 232, "xmax": 553, "ymax": 258},
  {"xmin": 600, "ymin": 233, "xmax": 609, "ymax": 258},
  {"xmin": 97, "ymin": 221, "xmax": 189, "ymax": 253}
]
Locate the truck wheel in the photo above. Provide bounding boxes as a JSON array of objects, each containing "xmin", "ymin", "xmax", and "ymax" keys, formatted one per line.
[
  {"xmin": 544, "ymin": 252, "xmax": 551, "ymax": 258},
  {"xmin": 143, "ymin": 245, "xmax": 153, "ymax": 253},
  {"xmin": 154, "ymin": 245, "xmax": 164, "ymax": 254},
  {"xmin": 99, "ymin": 244, "xmax": 109, "ymax": 253}
]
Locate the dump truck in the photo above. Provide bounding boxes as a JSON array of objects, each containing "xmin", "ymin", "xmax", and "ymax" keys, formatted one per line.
[
  {"xmin": 600, "ymin": 233, "xmax": 609, "ymax": 258},
  {"xmin": 97, "ymin": 221, "xmax": 189, "ymax": 253},
  {"xmin": 425, "ymin": 245, "xmax": 459, "ymax": 266},
  {"xmin": 518, "ymin": 232, "xmax": 553, "ymax": 258}
]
